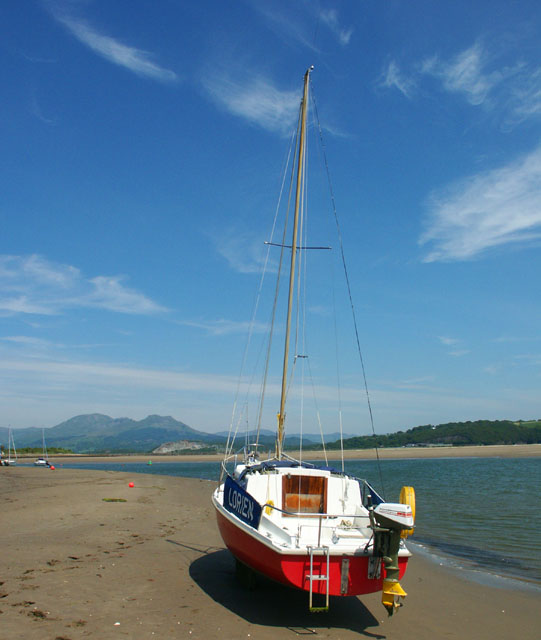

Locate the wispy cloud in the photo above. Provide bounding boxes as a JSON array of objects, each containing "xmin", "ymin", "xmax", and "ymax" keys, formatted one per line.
[
  {"xmin": 308, "ymin": 305, "xmax": 331, "ymax": 317},
  {"xmin": 449, "ymin": 349, "xmax": 470, "ymax": 357},
  {"xmin": 494, "ymin": 335, "xmax": 541, "ymax": 343},
  {"xmin": 379, "ymin": 60, "xmax": 416, "ymax": 98},
  {"xmin": 250, "ymin": 3, "xmax": 351, "ymax": 49},
  {"xmin": 513, "ymin": 353, "xmax": 541, "ymax": 367},
  {"xmin": 319, "ymin": 9, "xmax": 353, "ymax": 46},
  {"xmin": 392, "ymin": 376, "xmax": 437, "ymax": 390},
  {"xmin": 484, "ymin": 364, "xmax": 501, "ymax": 375},
  {"xmin": 421, "ymin": 43, "xmax": 510, "ymax": 106},
  {"xmin": 85, "ymin": 275, "xmax": 165, "ymax": 314},
  {"xmin": 420, "ymin": 145, "xmax": 541, "ymax": 262},
  {"xmin": 507, "ymin": 67, "xmax": 541, "ymax": 126},
  {"xmin": 438, "ymin": 336, "xmax": 460, "ymax": 346},
  {"xmin": 438, "ymin": 336, "xmax": 469, "ymax": 357},
  {"xmin": 180, "ymin": 319, "xmax": 269, "ymax": 336},
  {"xmin": 0, "ymin": 255, "xmax": 166, "ymax": 316},
  {"xmin": 1, "ymin": 336, "xmax": 53, "ymax": 348},
  {"xmin": 382, "ymin": 42, "xmax": 541, "ymax": 127},
  {"xmin": 2, "ymin": 353, "xmax": 539, "ymax": 431},
  {"xmin": 52, "ymin": 12, "xmax": 177, "ymax": 83},
  {"xmin": 252, "ymin": 2, "xmax": 317, "ymax": 51},
  {"xmin": 422, "ymin": 41, "xmax": 541, "ymax": 127},
  {"xmin": 29, "ymin": 91, "xmax": 56, "ymax": 125},
  {"xmin": 212, "ymin": 228, "xmax": 278, "ymax": 274},
  {"xmin": 0, "ymin": 358, "xmax": 239, "ymax": 393},
  {"xmin": 202, "ymin": 71, "xmax": 300, "ymax": 134}
]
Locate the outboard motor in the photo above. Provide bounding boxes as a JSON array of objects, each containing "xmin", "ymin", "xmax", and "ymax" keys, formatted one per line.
[{"xmin": 370, "ymin": 492, "xmax": 415, "ymax": 616}]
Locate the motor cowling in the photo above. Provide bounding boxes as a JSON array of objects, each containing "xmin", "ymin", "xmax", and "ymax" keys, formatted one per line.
[{"xmin": 373, "ymin": 502, "xmax": 414, "ymax": 531}]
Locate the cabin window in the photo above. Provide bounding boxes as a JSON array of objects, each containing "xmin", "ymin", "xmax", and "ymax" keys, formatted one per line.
[{"xmin": 282, "ymin": 475, "xmax": 327, "ymax": 516}]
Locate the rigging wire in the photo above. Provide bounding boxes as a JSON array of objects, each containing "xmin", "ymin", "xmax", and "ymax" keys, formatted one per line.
[
  {"xmin": 254, "ymin": 105, "xmax": 303, "ymax": 453},
  {"xmin": 330, "ymin": 255, "xmax": 345, "ymax": 474},
  {"xmin": 223, "ymin": 123, "xmax": 298, "ymax": 464},
  {"xmin": 306, "ymin": 356, "xmax": 329, "ymax": 467},
  {"xmin": 310, "ymin": 79, "xmax": 387, "ymax": 499},
  {"xmin": 288, "ymin": 108, "xmax": 331, "ymax": 468}
]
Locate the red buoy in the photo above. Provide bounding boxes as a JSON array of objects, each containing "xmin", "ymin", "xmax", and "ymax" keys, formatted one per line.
[{"xmin": 128, "ymin": 482, "xmax": 134, "ymax": 488}]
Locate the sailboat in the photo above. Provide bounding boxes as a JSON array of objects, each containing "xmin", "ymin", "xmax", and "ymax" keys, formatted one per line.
[
  {"xmin": 2, "ymin": 427, "xmax": 17, "ymax": 465},
  {"xmin": 34, "ymin": 428, "xmax": 50, "ymax": 466},
  {"xmin": 212, "ymin": 67, "xmax": 415, "ymax": 616}
]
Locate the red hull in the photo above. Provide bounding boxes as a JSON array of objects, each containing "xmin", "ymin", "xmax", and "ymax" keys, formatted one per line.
[{"xmin": 216, "ymin": 508, "xmax": 408, "ymax": 596}]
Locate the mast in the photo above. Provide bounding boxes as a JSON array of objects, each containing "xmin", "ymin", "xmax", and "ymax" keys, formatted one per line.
[{"xmin": 276, "ymin": 66, "xmax": 312, "ymax": 459}]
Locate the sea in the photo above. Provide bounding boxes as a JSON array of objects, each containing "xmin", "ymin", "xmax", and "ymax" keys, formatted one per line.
[{"xmin": 56, "ymin": 455, "xmax": 541, "ymax": 591}]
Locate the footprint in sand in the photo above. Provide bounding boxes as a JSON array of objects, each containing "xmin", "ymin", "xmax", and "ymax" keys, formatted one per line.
[{"xmin": 12, "ymin": 600, "xmax": 35, "ymax": 607}]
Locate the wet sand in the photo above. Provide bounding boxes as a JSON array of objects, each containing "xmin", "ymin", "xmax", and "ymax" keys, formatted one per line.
[{"xmin": 1, "ymin": 466, "xmax": 538, "ymax": 639}]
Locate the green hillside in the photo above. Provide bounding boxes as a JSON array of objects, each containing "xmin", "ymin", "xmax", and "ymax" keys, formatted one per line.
[
  {"xmin": 316, "ymin": 419, "xmax": 541, "ymax": 450},
  {"xmin": 0, "ymin": 414, "xmax": 225, "ymax": 454}
]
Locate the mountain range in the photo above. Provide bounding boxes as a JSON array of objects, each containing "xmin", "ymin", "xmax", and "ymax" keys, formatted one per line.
[
  {"xmin": 2, "ymin": 414, "xmax": 539, "ymax": 455},
  {"xmin": 0, "ymin": 414, "xmax": 350, "ymax": 454}
]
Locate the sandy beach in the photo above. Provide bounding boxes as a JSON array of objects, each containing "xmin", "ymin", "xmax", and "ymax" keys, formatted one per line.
[
  {"xmin": 1, "ymin": 465, "xmax": 539, "ymax": 639},
  {"xmin": 22, "ymin": 442, "xmax": 541, "ymax": 465}
]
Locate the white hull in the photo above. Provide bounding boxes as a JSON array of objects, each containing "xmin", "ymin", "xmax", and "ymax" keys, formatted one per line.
[{"xmin": 213, "ymin": 460, "xmax": 412, "ymax": 602}]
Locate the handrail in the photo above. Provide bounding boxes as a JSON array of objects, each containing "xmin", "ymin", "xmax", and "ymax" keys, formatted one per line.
[
  {"xmin": 218, "ymin": 463, "xmax": 385, "ymax": 512},
  {"xmin": 260, "ymin": 502, "xmax": 367, "ymax": 521}
]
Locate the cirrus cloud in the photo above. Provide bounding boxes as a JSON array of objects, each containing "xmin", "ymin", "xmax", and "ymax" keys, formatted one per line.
[
  {"xmin": 202, "ymin": 71, "xmax": 300, "ymax": 135},
  {"xmin": 420, "ymin": 145, "xmax": 541, "ymax": 262},
  {"xmin": 52, "ymin": 12, "xmax": 178, "ymax": 83},
  {"xmin": 0, "ymin": 255, "xmax": 167, "ymax": 316}
]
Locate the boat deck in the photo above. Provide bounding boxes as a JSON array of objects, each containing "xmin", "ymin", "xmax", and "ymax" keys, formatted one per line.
[{"xmin": 215, "ymin": 463, "xmax": 408, "ymax": 557}]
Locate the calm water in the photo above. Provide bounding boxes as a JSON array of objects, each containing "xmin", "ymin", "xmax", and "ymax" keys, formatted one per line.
[
  {"xmin": 57, "ymin": 456, "xmax": 541, "ymax": 588},
  {"xmin": 344, "ymin": 457, "xmax": 541, "ymax": 588}
]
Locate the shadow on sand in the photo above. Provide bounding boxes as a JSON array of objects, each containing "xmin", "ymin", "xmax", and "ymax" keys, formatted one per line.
[{"xmin": 187, "ymin": 547, "xmax": 384, "ymax": 637}]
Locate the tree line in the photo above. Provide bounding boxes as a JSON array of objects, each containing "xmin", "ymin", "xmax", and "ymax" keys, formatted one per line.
[{"xmin": 305, "ymin": 419, "xmax": 541, "ymax": 450}]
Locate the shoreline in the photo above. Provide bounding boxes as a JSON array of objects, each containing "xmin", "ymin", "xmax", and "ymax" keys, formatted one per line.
[
  {"xmin": 1, "ymin": 466, "xmax": 538, "ymax": 639},
  {"xmin": 17, "ymin": 442, "xmax": 541, "ymax": 465},
  {"xmin": 408, "ymin": 539, "xmax": 541, "ymax": 594}
]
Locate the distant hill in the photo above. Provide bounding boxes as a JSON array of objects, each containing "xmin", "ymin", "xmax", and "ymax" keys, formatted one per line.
[
  {"xmin": 2, "ymin": 416, "xmax": 540, "ymax": 455},
  {"xmin": 0, "ymin": 414, "xmax": 227, "ymax": 454},
  {"xmin": 313, "ymin": 419, "xmax": 541, "ymax": 451},
  {"xmin": 213, "ymin": 429, "xmax": 354, "ymax": 444},
  {"xmin": 0, "ymin": 414, "xmax": 346, "ymax": 454}
]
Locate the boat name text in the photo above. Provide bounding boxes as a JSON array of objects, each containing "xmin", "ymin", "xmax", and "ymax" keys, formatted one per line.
[{"xmin": 228, "ymin": 488, "xmax": 254, "ymax": 521}]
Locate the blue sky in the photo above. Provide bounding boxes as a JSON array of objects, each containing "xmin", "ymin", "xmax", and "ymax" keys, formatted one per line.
[{"xmin": 2, "ymin": 0, "xmax": 541, "ymax": 435}]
